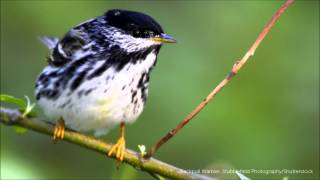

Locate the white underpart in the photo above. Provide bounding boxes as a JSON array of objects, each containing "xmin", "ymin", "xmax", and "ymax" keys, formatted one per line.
[{"xmin": 37, "ymin": 52, "xmax": 157, "ymax": 137}]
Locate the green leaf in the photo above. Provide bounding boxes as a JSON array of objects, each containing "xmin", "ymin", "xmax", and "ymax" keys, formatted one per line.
[
  {"xmin": 14, "ymin": 126, "xmax": 28, "ymax": 134},
  {"xmin": 0, "ymin": 94, "xmax": 27, "ymax": 109},
  {"xmin": 21, "ymin": 96, "xmax": 36, "ymax": 118},
  {"xmin": 137, "ymin": 145, "xmax": 146, "ymax": 156},
  {"xmin": 0, "ymin": 94, "xmax": 37, "ymax": 117}
]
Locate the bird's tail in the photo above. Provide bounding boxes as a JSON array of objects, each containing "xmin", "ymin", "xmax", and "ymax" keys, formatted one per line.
[{"xmin": 39, "ymin": 36, "xmax": 59, "ymax": 49}]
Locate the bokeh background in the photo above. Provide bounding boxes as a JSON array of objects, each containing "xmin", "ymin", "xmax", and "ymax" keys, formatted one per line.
[{"xmin": 1, "ymin": 1, "xmax": 319, "ymax": 179}]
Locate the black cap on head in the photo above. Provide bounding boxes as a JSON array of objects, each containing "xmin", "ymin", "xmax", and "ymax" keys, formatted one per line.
[{"xmin": 105, "ymin": 9, "xmax": 164, "ymax": 38}]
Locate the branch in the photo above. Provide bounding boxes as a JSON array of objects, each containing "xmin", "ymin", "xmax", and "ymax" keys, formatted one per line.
[
  {"xmin": 0, "ymin": 107, "xmax": 214, "ymax": 180},
  {"xmin": 1, "ymin": 1, "xmax": 294, "ymax": 178},
  {"xmin": 146, "ymin": 0, "xmax": 294, "ymax": 158}
]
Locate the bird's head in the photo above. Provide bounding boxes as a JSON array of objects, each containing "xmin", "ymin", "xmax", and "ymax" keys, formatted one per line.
[
  {"xmin": 102, "ymin": 9, "xmax": 176, "ymax": 53},
  {"xmin": 41, "ymin": 9, "xmax": 176, "ymax": 67}
]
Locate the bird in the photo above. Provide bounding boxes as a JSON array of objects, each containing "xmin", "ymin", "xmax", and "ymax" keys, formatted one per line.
[{"xmin": 35, "ymin": 9, "xmax": 176, "ymax": 162}]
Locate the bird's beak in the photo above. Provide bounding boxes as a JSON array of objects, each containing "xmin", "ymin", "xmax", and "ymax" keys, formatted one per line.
[{"xmin": 152, "ymin": 33, "xmax": 177, "ymax": 43}]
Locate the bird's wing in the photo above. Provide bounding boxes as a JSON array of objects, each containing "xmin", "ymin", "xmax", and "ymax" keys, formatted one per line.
[{"xmin": 43, "ymin": 29, "xmax": 94, "ymax": 67}]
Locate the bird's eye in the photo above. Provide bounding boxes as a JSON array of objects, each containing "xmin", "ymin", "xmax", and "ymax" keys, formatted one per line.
[
  {"xmin": 133, "ymin": 29, "xmax": 140, "ymax": 37},
  {"xmin": 148, "ymin": 31, "xmax": 154, "ymax": 37},
  {"xmin": 143, "ymin": 30, "xmax": 154, "ymax": 38}
]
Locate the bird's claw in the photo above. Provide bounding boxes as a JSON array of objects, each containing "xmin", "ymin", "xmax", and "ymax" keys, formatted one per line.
[
  {"xmin": 108, "ymin": 136, "xmax": 126, "ymax": 162},
  {"xmin": 53, "ymin": 118, "xmax": 65, "ymax": 143}
]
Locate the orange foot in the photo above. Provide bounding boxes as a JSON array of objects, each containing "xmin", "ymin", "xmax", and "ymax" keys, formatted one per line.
[
  {"xmin": 53, "ymin": 117, "xmax": 65, "ymax": 143},
  {"xmin": 108, "ymin": 122, "xmax": 126, "ymax": 162}
]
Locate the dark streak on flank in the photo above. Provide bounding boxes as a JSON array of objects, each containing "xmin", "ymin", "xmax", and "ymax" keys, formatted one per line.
[
  {"xmin": 70, "ymin": 70, "xmax": 87, "ymax": 91},
  {"xmin": 131, "ymin": 90, "xmax": 137, "ymax": 103},
  {"xmin": 54, "ymin": 80, "xmax": 61, "ymax": 88},
  {"xmin": 60, "ymin": 56, "xmax": 88, "ymax": 89},
  {"xmin": 106, "ymin": 76, "xmax": 110, "ymax": 82},
  {"xmin": 133, "ymin": 99, "xmax": 138, "ymax": 105},
  {"xmin": 137, "ymin": 72, "xmax": 149, "ymax": 102},
  {"xmin": 59, "ymin": 99, "xmax": 71, "ymax": 108},
  {"xmin": 78, "ymin": 90, "xmax": 85, "ymax": 97},
  {"xmin": 87, "ymin": 60, "xmax": 111, "ymax": 80},
  {"xmin": 84, "ymin": 88, "xmax": 96, "ymax": 96},
  {"xmin": 36, "ymin": 89, "xmax": 59, "ymax": 100}
]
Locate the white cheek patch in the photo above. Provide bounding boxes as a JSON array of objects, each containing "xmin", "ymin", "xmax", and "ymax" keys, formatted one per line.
[{"xmin": 110, "ymin": 31, "xmax": 161, "ymax": 53}]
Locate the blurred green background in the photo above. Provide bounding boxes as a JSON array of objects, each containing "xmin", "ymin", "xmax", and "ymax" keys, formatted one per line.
[{"xmin": 1, "ymin": 1, "xmax": 319, "ymax": 179}]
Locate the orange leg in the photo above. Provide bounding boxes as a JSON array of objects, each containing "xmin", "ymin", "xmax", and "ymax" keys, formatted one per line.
[
  {"xmin": 53, "ymin": 117, "xmax": 65, "ymax": 143},
  {"xmin": 108, "ymin": 122, "xmax": 126, "ymax": 162}
]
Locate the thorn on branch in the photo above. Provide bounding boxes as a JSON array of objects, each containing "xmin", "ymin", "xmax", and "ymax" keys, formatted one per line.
[
  {"xmin": 168, "ymin": 129, "xmax": 175, "ymax": 137},
  {"xmin": 227, "ymin": 60, "xmax": 240, "ymax": 80}
]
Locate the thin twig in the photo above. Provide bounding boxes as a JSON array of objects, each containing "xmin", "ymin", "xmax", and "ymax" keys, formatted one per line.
[
  {"xmin": 146, "ymin": 0, "xmax": 294, "ymax": 158},
  {"xmin": 0, "ymin": 107, "xmax": 214, "ymax": 180},
  {"xmin": 148, "ymin": 172, "xmax": 165, "ymax": 180}
]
